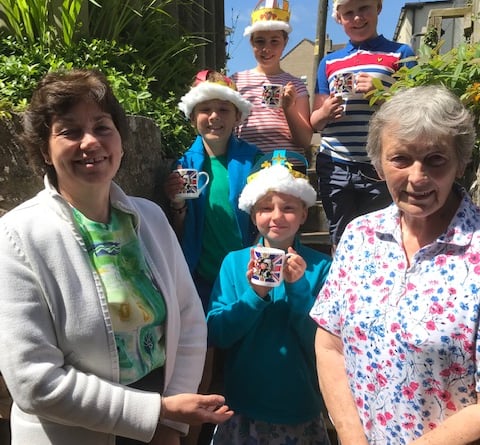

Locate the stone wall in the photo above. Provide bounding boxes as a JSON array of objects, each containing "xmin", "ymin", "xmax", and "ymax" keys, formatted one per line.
[{"xmin": 0, "ymin": 114, "xmax": 169, "ymax": 216}]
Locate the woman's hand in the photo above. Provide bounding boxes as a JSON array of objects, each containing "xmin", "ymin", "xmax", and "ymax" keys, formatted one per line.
[{"xmin": 160, "ymin": 393, "xmax": 233, "ymax": 426}]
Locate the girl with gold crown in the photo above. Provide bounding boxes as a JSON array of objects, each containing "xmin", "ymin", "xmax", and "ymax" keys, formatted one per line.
[{"xmin": 231, "ymin": 1, "xmax": 313, "ymax": 167}]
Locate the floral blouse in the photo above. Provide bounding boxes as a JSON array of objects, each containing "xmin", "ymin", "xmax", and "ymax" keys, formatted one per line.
[{"xmin": 310, "ymin": 190, "xmax": 480, "ymax": 445}]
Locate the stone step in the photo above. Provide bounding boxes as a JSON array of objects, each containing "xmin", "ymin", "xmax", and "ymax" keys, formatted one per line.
[
  {"xmin": 307, "ymin": 167, "xmax": 319, "ymax": 197},
  {"xmin": 302, "ymin": 200, "xmax": 329, "ymax": 233},
  {"xmin": 302, "ymin": 146, "xmax": 331, "ymax": 253},
  {"xmin": 300, "ymin": 231, "xmax": 332, "ymax": 255},
  {"xmin": 300, "ymin": 231, "xmax": 330, "ymax": 244}
]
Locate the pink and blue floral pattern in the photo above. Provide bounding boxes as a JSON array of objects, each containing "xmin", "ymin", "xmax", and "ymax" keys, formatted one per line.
[{"xmin": 310, "ymin": 190, "xmax": 480, "ymax": 445}]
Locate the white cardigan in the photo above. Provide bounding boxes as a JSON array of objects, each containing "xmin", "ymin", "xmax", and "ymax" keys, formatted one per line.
[{"xmin": 0, "ymin": 177, "xmax": 207, "ymax": 445}]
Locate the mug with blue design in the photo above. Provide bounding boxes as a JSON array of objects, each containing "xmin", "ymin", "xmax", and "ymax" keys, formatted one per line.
[
  {"xmin": 333, "ymin": 71, "xmax": 356, "ymax": 95},
  {"xmin": 262, "ymin": 84, "xmax": 284, "ymax": 108},
  {"xmin": 251, "ymin": 246, "xmax": 293, "ymax": 287},
  {"xmin": 174, "ymin": 168, "xmax": 210, "ymax": 199}
]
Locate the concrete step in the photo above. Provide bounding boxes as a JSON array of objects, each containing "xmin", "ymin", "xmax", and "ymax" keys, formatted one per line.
[
  {"xmin": 307, "ymin": 168, "xmax": 319, "ymax": 197},
  {"xmin": 300, "ymin": 200, "xmax": 331, "ymax": 253},
  {"xmin": 300, "ymin": 231, "xmax": 332, "ymax": 255},
  {"xmin": 301, "ymin": 145, "xmax": 331, "ymax": 253},
  {"xmin": 302, "ymin": 200, "xmax": 329, "ymax": 233},
  {"xmin": 300, "ymin": 231, "xmax": 330, "ymax": 245}
]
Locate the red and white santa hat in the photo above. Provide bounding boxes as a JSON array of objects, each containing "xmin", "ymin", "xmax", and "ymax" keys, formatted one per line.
[{"xmin": 178, "ymin": 70, "xmax": 252, "ymax": 122}]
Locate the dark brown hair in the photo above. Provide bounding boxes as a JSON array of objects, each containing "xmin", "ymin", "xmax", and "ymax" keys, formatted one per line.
[{"xmin": 21, "ymin": 69, "xmax": 128, "ymax": 183}]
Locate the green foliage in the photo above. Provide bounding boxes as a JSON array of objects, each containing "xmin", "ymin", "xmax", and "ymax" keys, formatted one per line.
[
  {"xmin": 0, "ymin": 36, "xmax": 195, "ymax": 157},
  {"xmin": 367, "ymin": 41, "xmax": 480, "ymax": 135},
  {"xmin": 86, "ymin": 0, "xmax": 208, "ymax": 96},
  {"xmin": 0, "ymin": 0, "xmax": 204, "ymax": 158},
  {"xmin": 0, "ymin": 0, "xmax": 48, "ymax": 45}
]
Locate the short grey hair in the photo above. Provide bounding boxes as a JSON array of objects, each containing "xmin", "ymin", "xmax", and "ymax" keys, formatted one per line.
[{"xmin": 366, "ymin": 85, "xmax": 476, "ymax": 176}]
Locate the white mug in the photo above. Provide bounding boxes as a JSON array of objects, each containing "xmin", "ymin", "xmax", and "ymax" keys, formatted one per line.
[
  {"xmin": 251, "ymin": 246, "xmax": 293, "ymax": 288},
  {"xmin": 261, "ymin": 83, "xmax": 284, "ymax": 108},
  {"xmin": 174, "ymin": 168, "xmax": 210, "ymax": 199},
  {"xmin": 332, "ymin": 71, "xmax": 356, "ymax": 96}
]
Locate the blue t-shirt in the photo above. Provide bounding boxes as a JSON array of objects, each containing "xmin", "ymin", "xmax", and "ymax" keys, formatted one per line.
[{"xmin": 316, "ymin": 34, "xmax": 415, "ymax": 163}]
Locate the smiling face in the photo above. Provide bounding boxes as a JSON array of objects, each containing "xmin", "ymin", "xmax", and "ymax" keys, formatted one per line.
[
  {"xmin": 250, "ymin": 30, "xmax": 287, "ymax": 73},
  {"xmin": 336, "ymin": 0, "xmax": 380, "ymax": 44},
  {"xmin": 47, "ymin": 100, "xmax": 123, "ymax": 203},
  {"xmin": 252, "ymin": 191, "xmax": 307, "ymax": 249},
  {"xmin": 379, "ymin": 129, "xmax": 464, "ymax": 224},
  {"xmin": 191, "ymin": 99, "xmax": 241, "ymax": 154}
]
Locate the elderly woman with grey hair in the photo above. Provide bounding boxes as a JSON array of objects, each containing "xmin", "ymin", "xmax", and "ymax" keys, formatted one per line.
[{"xmin": 310, "ymin": 85, "xmax": 480, "ymax": 445}]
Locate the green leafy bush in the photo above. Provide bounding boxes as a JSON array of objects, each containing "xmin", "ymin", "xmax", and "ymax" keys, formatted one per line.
[
  {"xmin": 368, "ymin": 41, "xmax": 480, "ymax": 140},
  {"xmin": 0, "ymin": 36, "xmax": 195, "ymax": 157},
  {"xmin": 0, "ymin": 0, "xmax": 203, "ymax": 158}
]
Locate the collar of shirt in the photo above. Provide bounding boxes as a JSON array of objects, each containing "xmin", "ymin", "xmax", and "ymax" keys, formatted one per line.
[{"xmin": 346, "ymin": 34, "xmax": 387, "ymax": 53}]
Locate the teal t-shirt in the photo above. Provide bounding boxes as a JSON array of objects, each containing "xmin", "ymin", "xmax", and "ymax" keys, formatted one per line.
[
  {"xmin": 73, "ymin": 206, "xmax": 166, "ymax": 385},
  {"xmin": 197, "ymin": 155, "xmax": 243, "ymax": 283}
]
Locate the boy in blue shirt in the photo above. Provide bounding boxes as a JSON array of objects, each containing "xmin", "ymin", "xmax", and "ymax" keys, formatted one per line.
[
  {"xmin": 310, "ymin": 0, "xmax": 416, "ymax": 253},
  {"xmin": 165, "ymin": 70, "xmax": 261, "ymax": 312}
]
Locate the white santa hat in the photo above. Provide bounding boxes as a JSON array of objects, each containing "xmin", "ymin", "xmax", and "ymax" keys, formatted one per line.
[
  {"xmin": 238, "ymin": 150, "xmax": 317, "ymax": 213},
  {"xmin": 243, "ymin": 0, "xmax": 292, "ymax": 37},
  {"xmin": 178, "ymin": 70, "xmax": 252, "ymax": 122}
]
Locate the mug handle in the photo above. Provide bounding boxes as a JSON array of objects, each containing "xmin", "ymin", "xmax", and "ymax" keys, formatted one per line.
[{"xmin": 197, "ymin": 171, "xmax": 210, "ymax": 194}]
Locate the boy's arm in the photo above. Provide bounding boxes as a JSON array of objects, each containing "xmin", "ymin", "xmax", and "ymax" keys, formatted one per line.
[
  {"xmin": 310, "ymin": 93, "xmax": 344, "ymax": 132},
  {"xmin": 163, "ymin": 166, "xmax": 187, "ymax": 237}
]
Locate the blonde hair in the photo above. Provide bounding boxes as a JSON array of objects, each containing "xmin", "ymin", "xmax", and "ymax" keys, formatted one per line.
[{"xmin": 332, "ymin": 0, "xmax": 383, "ymax": 20}]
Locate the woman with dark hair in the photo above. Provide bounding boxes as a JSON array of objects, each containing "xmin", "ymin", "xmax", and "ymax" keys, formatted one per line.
[{"xmin": 0, "ymin": 69, "xmax": 232, "ymax": 445}]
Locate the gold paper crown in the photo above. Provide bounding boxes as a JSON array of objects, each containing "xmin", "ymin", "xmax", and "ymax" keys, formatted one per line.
[
  {"xmin": 238, "ymin": 149, "xmax": 317, "ymax": 212},
  {"xmin": 251, "ymin": 0, "xmax": 290, "ymax": 25},
  {"xmin": 243, "ymin": 0, "xmax": 292, "ymax": 36}
]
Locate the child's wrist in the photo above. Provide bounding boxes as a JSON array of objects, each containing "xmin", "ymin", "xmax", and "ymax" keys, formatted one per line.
[
  {"xmin": 169, "ymin": 200, "xmax": 187, "ymax": 214},
  {"xmin": 170, "ymin": 199, "xmax": 186, "ymax": 209}
]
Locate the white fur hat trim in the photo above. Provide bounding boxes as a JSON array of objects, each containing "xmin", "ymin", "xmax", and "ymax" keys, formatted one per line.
[
  {"xmin": 238, "ymin": 164, "xmax": 316, "ymax": 212},
  {"xmin": 243, "ymin": 20, "xmax": 292, "ymax": 37},
  {"xmin": 178, "ymin": 82, "xmax": 252, "ymax": 122}
]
